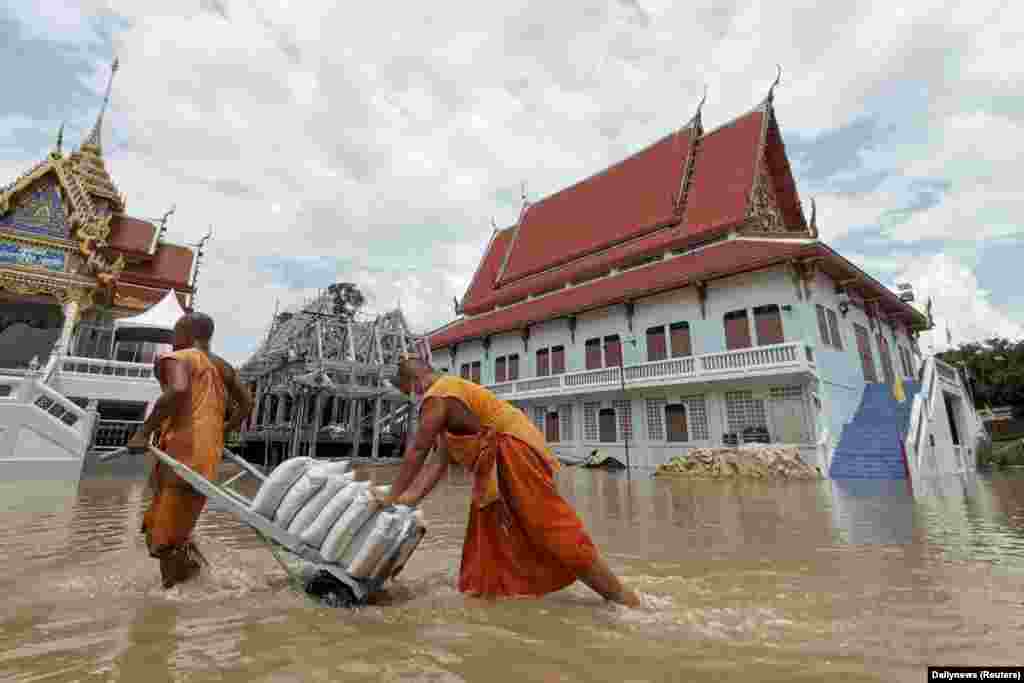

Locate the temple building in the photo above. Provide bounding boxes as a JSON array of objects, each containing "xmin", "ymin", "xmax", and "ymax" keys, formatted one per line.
[
  {"xmin": 429, "ymin": 84, "xmax": 981, "ymax": 479},
  {"xmin": 0, "ymin": 59, "xmax": 200, "ymax": 440}
]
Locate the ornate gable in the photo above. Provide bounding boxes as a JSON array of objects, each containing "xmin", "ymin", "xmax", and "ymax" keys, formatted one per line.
[{"xmin": 0, "ymin": 174, "xmax": 70, "ymax": 239}]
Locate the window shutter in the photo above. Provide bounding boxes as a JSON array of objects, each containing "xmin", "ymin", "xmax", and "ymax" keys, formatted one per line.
[
  {"xmin": 826, "ymin": 308, "xmax": 843, "ymax": 350},
  {"xmin": 724, "ymin": 310, "xmax": 752, "ymax": 350},
  {"xmin": 508, "ymin": 354, "xmax": 519, "ymax": 380},
  {"xmin": 551, "ymin": 346, "xmax": 565, "ymax": 374},
  {"xmin": 816, "ymin": 304, "xmax": 830, "ymax": 346},
  {"xmin": 494, "ymin": 356, "xmax": 506, "ymax": 383},
  {"xmin": 670, "ymin": 321, "xmax": 692, "ymax": 357},
  {"xmin": 585, "ymin": 339, "xmax": 602, "ymax": 369},
  {"xmin": 536, "ymin": 348, "xmax": 550, "ymax": 376},
  {"xmin": 646, "ymin": 325, "xmax": 667, "ymax": 361},
  {"xmin": 754, "ymin": 305, "xmax": 784, "ymax": 345},
  {"xmin": 604, "ymin": 335, "xmax": 622, "ymax": 367}
]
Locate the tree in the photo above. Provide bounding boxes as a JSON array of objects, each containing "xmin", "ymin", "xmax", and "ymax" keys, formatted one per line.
[
  {"xmin": 326, "ymin": 282, "xmax": 366, "ymax": 322},
  {"xmin": 938, "ymin": 337, "xmax": 1024, "ymax": 412}
]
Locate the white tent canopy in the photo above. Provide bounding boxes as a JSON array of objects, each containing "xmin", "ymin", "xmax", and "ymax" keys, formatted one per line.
[{"xmin": 114, "ymin": 289, "xmax": 187, "ymax": 341}]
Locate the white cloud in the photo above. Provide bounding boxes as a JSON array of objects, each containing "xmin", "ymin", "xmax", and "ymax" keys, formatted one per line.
[
  {"xmin": 3, "ymin": 0, "xmax": 1022, "ymax": 365},
  {"xmin": 893, "ymin": 253, "xmax": 1024, "ymax": 352}
]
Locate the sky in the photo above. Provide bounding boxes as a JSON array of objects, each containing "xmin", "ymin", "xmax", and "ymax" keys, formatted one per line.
[{"xmin": 1, "ymin": 0, "xmax": 1022, "ymax": 366}]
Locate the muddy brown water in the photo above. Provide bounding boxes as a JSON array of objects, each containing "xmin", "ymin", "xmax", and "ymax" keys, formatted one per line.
[{"xmin": 2, "ymin": 460, "xmax": 1023, "ymax": 682}]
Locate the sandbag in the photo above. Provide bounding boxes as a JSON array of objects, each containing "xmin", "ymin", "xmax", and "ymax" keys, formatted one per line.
[
  {"xmin": 274, "ymin": 468, "xmax": 330, "ymax": 528},
  {"xmin": 250, "ymin": 457, "xmax": 314, "ymax": 518},
  {"xmin": 317, "ymin": 460, "xmax": 351, "ymax": 476},
  {"xmin": 287, "ymin": 472, "xmax": 356, "ymax": 536},
  {"xmin": 375, "ymin": 511, "xmax": 425, "ymax": 580},
  {"xmin": 337, "ymin": 506, "xmax": 388, "ymax": 569},
  {"xmin": 348, "ymin": 510, "xmax": 403, "ymax": 578},
  {"xmin": 321, "ymin": 490, "xmax": 379, "ymax": 562},
  {"xmin": 300, "ymin": 481, "xmax": 367, "ymax": 548}
]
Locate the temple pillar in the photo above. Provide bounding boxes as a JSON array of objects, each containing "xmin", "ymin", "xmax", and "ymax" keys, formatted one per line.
[{"xmin": 55, "ymin": 287, "xmax": 94, "ymax": 357}]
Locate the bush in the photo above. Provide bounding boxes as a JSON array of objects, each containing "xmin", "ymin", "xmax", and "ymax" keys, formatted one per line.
[{"xmin": 980, "ymin": 437, "xmax": 1024, "ymax": 469}]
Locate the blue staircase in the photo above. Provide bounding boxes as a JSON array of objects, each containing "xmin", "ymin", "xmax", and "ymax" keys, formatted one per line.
[{"xmin": 829, "ymin": 381, "xmax": 922, "ymax": 479}]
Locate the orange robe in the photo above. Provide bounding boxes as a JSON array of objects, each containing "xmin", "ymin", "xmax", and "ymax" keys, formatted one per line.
[
  {"xmin": 423, "ymin": 376, "xmax": 597, "ymax": 598},
  {"xmin": 142, "ymin": 348, "xmax": 226, "ymax": 556}
]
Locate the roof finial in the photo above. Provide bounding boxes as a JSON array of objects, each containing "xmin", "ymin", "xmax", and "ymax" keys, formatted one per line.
[
  {"xmin": 520, "ymin": 180, "xmax": 529, "ymax": 207},
  {"xmin": 189, "ymin": 225, "xmax": 214, "ymax": 307},
  {"xmin": 810, "ymin": 197, "xmax": 817, "ymax": 229},
  {"xmin": 55, "ymin": 122, "xmax": 64, "ymax": 154},
  {"xmin": 690, "ymin": 83, "xmax": 708, "ymax": 128},
  {"xmin": 767, "ymin": 64, "xmax": 782, "ymax": 103},
  {"xmin": 158, "ymin": 204, "xmax": 176, "ymax": 237},
  {"xmin": 81, "ymin": 57, "xmax": 120, "ymax": 152},
  {"xmin": 490, "ymin": 216, "xmax": 498, "ymax": 231}
]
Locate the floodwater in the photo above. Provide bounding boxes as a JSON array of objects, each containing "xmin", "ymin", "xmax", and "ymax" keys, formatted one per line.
[{"xmin": 2, "ymin": 461, "xmax": 1023, "ymax": 683}]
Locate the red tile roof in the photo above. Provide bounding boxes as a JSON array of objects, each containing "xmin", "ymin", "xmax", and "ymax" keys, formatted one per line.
[
  {"xmin": 121, "ymin": 243, "xmax": 194, "ymax": 288},
  {"xmin": 432, "ymin": 239, "xmax": 816, "ymax": 349},
  {"xmin": 763, "ymin": 117, "xmax": 806, "ymax": 231},
  {"xmin": 463, "ymin": 226, "xmax": 731, "ymax": 314},
  {"xmin": 496, "ymin": 128, "xmax": 695, "ymax": 285},
  {"xmin": 460, "ymin": 228, "xmax": 514, "ymax": 313},
  {"xmin": 107, "ymin": 215, "xmax": 157, "ymax": 254},
  {"xmin": 682, "ymin": 109, "xmax": 764, "ymax": 234}
]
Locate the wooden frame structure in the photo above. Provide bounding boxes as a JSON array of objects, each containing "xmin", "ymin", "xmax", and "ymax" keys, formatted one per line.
[{"xmin": 237, "ymin": 291, "xmax": 424, "ymax": 464}]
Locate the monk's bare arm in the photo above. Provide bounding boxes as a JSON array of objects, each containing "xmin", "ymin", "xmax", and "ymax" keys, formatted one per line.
[
  {"xmin": 136, "ymin": 358, "xmax": 190, "ymax": 441},
  {"xmin": 386, "ymin": 397, "xmax": 448, "ymax": 503},
  {"xmin": 398, "ymin": 438, "xmax": 450, "ymax": 506},
  {"xmin": 218, "ymin": 359, "xmax": 253, "ymax": 432}
]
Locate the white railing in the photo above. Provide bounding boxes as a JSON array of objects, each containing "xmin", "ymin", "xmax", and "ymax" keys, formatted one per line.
[
  {"xmin": 486, "ymin": 341, "xmax": 812, "ymax": 399},
  {"xmin": 58, "ymin": 355, "xmax": 156, "ymax": 380},
  {"xmin": 0, "ymin": 374, "xmax": 24, "ymax": 401}
]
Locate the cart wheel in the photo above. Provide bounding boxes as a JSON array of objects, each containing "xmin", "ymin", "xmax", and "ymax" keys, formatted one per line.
[{"xmin": 304, "ymin": 570, "xmax": 358, "ymax": 608}]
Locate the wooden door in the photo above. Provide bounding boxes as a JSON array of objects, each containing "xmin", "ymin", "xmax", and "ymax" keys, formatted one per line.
[
  {"xmin": 854, "ymin": 324, "xmax": 878, "ymax": 383},
  {"xmin": 878, "ymin": 335, "xmax": 895, "ymax": 386}
]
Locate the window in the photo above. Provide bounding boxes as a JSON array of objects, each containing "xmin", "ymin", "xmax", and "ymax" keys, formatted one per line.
[
  {"xmin": 826, "ymin": 309, "xmax": 843, "ymax": 350},
  {"xmin": 646, "ymin": 325, "xmax": 667, "ymax": 361},
  {"xmin": 724, "ymin": 310, "xmax": 752, "ymax": 350},
  {"xmin": 604, "ymin": 335, "xmax": 622, "ymax": 367},
  {"xmin": 551, "ymin": 346, "xmax": 565, "ymax": 374},
  {"xmin": 646, "ymin": 398, "xmax": 666, "ymax": 440},
  {"xmin": 583, "ymin": 402, "xmax": 600, "ymax": 441},
  {"xmin": 754, "ymin": 305, "xmax": 784, "ymax": 345},
  {"xmin": 536, "ymin": 348, "xmax": 550, "ymax": 377},
  {"xmin": 558, "ymin": 404, "xmax": 574, "ymax": 442},
  {"xmin": 460, "ymin": 363, "xmax": 470, "ymax": 379},
  {"xmin": 670, "ymin": 322, "xmax": 692, "ymax": 357},
  {"xmin": 816, "ymin": 304, "xmax": 831, "ymax": 346},
  {"xmin": 508, "ymin": 354, "xmax": 520, "ymax": 380},
  {"xmin": 546, "ymin": 410, "xmax": 560, "ymax": 443},
  {"xmin": 665, "ymin": 404, "xmax": 689, "ymax": 442},
  {"xmin": 725, "ymin": 390, "xmax": 768, "ymax": 434},
  {"xmin": 470, "ymin": 361, "xmax": 481, "ymax": 384},
  {"xmin": 533, "ymin": 406, "xmax": 546, "ymax": 432},
  {"xmin": 598, "ymin": 408, "xmax": 617, "ymax": 442},
  {"xmin": 613, "ymin": 400, "xmax": 633, "ymax": 441},
  {"xmin": 585, "ymin": 338, "xmax": 602, "ymax": 369},
  {"xmin": 494, "ymin": 356, "xmax": 506, "ymax": 383},
  {"xmin": 682, "ymin": 395, "xmax": 709, "ymax": 440}
]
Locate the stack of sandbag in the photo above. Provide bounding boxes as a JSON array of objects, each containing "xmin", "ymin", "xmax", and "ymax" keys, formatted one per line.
[{"xmin": 249, "ymin": 457, "xmax": 426, "ymax": 581}]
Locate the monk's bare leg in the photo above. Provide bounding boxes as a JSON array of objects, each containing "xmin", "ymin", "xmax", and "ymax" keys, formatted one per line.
[{"xmin": 577, "ymin": 552, "xmax": 641, "ymax": 607}]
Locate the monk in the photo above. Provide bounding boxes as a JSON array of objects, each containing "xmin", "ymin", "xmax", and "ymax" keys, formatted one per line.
[
  {"xmin": 127, "ymin": 312, "xmax": 253, "ymax": 588},
  {"xmin": 375, "ymin": 356, "xmax": 640, "ymax": 607}
]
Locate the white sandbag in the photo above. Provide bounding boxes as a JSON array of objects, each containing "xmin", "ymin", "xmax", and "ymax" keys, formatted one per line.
[
  {"xmin": 250, "ymin": 457, "xmax": 313, "ymax": 518},
  {"xmin": 273, "ymin": 467, "xmax": 330, "ymax": 528},
  {"xmin": 286, "ymin": 472, "xmax": 356, "ymax": 536},
  {"xmin": 376, "ymin": 510, "xmax": 426, "ymax": 580},
  {"xmin": 338, "ymin": 507, "xmax": 389, "ymax": 569},
  {"xmin": 321, "ymin": 491, "xmax": 379, "ymax": 562},
  {"xmin": 348, "ymin": 511, "xmax": 403, "ymax": 578},
  {"xmin": 318, "ymin": 460, "xmax": 351, "ymax": 476},
  {"xmin": 300, "ymin": 481, "xmax": 367, "ymax": 548}
]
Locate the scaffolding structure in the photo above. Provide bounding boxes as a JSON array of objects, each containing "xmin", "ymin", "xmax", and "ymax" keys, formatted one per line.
[{"xmin": 237, "ymin": 290, "xmax": 424, "ymax": 465}]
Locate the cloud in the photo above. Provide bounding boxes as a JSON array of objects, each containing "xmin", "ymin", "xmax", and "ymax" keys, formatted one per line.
[
  {"xmin": 2, "ymin": 0, "xmax": 1022, "ymax": 365},
  {"xmin": 892, "ymin": 253, "xmax": 1024, "ymax": 352}
]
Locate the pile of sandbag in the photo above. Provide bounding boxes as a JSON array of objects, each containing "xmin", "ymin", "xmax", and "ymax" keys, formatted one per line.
[
  {"xmin": 654, "ymin": 445, "xmax": 822, "ymax": 479},
  {"xmin": 249, "ymin": 457, "xmax": 426, "ymax": 581}
]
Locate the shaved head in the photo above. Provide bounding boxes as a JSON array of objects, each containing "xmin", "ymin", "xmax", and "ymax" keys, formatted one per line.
[
  {"xmin": 172, "ymin": 311, "xmax": 215, "ymax": 349},
  {"xmin": 397, "ymin": 355, "xmax": 434, "ymax": 396}
]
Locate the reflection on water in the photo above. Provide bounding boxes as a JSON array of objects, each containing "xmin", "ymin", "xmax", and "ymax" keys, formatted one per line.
[{"xmin": 2, "ymin": 461, "xmax": 1024, "ymax": 682}]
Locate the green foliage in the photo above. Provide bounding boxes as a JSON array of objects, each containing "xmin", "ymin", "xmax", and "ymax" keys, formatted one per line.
[
  {"xmin": 977, "ymin": 437, "xmax": 1024, "ymax": 469},
  {"xmin": 326, "ymin": 282, "xmax": 366, "ymax": 322},
  {"xmin": 937, "ymin": 337, "xmax": 1024, "ymax": 411}
]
